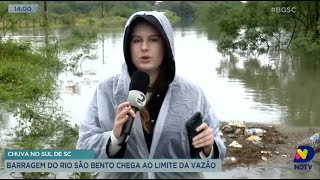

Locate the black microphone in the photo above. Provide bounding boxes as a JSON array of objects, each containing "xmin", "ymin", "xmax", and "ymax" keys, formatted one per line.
[{"xmin": 118, "ymin": 71, "xmax": 150, "ymax": 146}]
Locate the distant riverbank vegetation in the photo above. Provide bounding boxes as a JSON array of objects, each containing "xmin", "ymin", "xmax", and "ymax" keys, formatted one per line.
[
  {"xmin": 0, "ymin": 1, "xmax": 181, "ymax": 31},
  {"xmin": 1, "ymin": 1, "xmax": 319, "ymax": 61},
  {"xmin": 194, "ymin": 1, "xmax": 320, "ymax": 61}
]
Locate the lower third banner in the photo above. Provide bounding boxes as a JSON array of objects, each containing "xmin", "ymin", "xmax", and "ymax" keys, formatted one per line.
[{"xmin": 5, "ymin": 159, "xmax": 221, "ymax": 172}]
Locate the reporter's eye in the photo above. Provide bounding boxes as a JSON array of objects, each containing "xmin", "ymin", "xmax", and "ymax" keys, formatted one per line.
[
  {"xmin": 150, "ymin": 38, "xmax": 159, "ymax": 42},
  {"xmin": 132, "ymin": 38, "xmax": 141, "ymax": 43}
]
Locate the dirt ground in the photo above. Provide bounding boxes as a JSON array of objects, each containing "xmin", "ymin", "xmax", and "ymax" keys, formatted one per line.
[{"xmin": 220, "ymin": 121, "xmax": 320, "ymax": 169}]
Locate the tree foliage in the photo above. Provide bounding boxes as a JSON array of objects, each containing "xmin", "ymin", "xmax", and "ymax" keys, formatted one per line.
[
  {"xmin": 195, "ymin": 1, "xmax": 320, "ymax": 60},
  {"xmin": 159, "ymin": 1, "xmax": 198, "ymax": 24}
]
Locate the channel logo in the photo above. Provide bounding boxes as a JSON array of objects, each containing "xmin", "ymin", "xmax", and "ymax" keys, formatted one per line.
[{"xmin": 293, "ymin": 146, "xmax": 315, "ymax": 163}]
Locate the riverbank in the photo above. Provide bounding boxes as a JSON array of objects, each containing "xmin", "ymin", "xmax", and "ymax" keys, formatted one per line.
[{"xmin": 220, "ymin": 121, "xmax": 320, "ymax": 169}]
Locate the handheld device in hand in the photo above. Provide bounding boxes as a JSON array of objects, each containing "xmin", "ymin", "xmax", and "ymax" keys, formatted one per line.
[{"xmin": 186, "ymin": 112, "xmax": 203, "ymax": 158}]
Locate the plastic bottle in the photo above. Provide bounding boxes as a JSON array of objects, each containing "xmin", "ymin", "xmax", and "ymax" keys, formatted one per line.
[
  {"xmin": 244, "ymin": 128, "xmax": 266, "ymax": 136},
  {"xmin": 309, "ymin": 133, "xmax": 320, "ymax": 143},
  {"xmin": 298, "ymin": 133, "xmax": 320, "ymax": 148}
]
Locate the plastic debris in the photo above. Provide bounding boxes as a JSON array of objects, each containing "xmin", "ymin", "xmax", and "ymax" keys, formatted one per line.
[
  {"xmin": 228, "ymin": 121, "xmax": 246, "ymax": 128},
  {"xmin": 219, "ymin": 131, "xmax": 223, "ymax": 136},
  {"xmin": 228, "ymin": 141, "xmax": 243, "ymax": 148},
  {"xmin": 261, "ymin": 156, "xmax": 268, "ymax": 161},
  {"xmin": 252, "ymin": 140, "xmax": 266, "ymax": 148},
  {"xmin": 261, "ymin": 151, "xmax": 272, "ymax": 154},
  {"xmin": 309, "ymin": 133, "xmax": 320, "ymax": 143},
  {"xmin": 298, "ymin": 132, "xmax": 320, "ymax": 153},
  {"xmin": 234, "ymin": 128, "xmax": 243, "ymax": 135},
  {"xmin": 274, "ymin": 151, "xmax": 280, "ymax": 155},
  {"xmin": 246, "ymin": 135, "xmax": 262, "ymax": 142},
  {"xmin": 244, "ymin": 128, "xmax": 266, "ymax": 136},
  {"xmin": 223, "ymin": 157, "xmax": 237, "ymax": 164}
]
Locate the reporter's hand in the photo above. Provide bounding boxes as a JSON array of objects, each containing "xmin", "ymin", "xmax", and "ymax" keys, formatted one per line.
[
  {"xmin": 192, "ymin": 123, "xmax": 214, "ymax": 156},
  {"xmin": 113, "ymin": 101, "xmax": 136, "ymax": 140}
]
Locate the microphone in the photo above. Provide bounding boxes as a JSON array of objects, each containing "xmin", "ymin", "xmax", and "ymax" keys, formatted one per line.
[{"xmin": 118, "ymin": 71, "xmax": 150, "ymax": 146}]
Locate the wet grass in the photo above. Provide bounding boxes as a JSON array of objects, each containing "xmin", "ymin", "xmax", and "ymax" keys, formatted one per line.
[{"xmin": 0, "ymin": 33, "xmax": 98, "ymax": 178}]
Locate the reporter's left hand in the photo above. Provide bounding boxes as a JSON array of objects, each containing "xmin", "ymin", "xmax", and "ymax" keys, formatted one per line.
[{"xmin": 192, "ymin": 122, "xmax": 214, "ymax": 156}]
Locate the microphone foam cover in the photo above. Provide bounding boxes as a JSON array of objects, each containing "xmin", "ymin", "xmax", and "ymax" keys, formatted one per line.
[{"xmin": 129, "ymin": 71, "xmax": 150, "ymax": 95}]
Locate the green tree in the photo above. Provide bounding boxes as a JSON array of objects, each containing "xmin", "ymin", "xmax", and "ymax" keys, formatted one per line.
[
  {"xmin": 109, "ymin": 3, "xmax": 135, "ymax": 18},
  {"xmin": 164, "ymin": 10, "xmax": 181, "ymax": 25},
  {"xmin": 159, "ymin": 1, "xmax": 198, "ymax": 24},
  {"xmin": 48, "ymin": 2, "xmax": 73, "ymax": 14},
  {"xmin": 195, "ymin": 1, "xmax": 320, "ymax": 60}
]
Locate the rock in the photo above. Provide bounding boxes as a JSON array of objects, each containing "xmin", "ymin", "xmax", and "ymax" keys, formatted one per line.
[
  {"xmin": 224, "ymin": 127, "xmax": 235, "ymax": 134},
  {"xmin": 253, "ymin": 141, "xmax": 266, "ymax": 148},
  {"xmin": 276, "ymin": 137, "xmax": 285, "ymax": 144},
  {"xmin": 221, "ymin": 125, "xmax": 231, "ymax": 130},
  {"xmin": 272, "ymin": 137, "xmax": 278, "ymax": 144},
  {"xmin": 227, "ymin": 134, "xmax": 237, "ymax": 138},
  {"xmin": 264, "ymin": 136, "xmax": 273, "ymax": 142},
  {"xmin": 234, "ymin": 128, "xmax": 243, "ymax": 135}
]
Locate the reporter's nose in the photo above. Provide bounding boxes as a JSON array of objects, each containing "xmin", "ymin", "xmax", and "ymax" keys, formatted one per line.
[{"xmin": 141, "ymin": 41, "xmax": 149, "ymax": 51}]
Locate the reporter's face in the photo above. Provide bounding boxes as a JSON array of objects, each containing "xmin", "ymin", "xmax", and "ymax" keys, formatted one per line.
[{"xmin": 130, "ymin": 22, "xmax": 164, "ymax": 75}]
